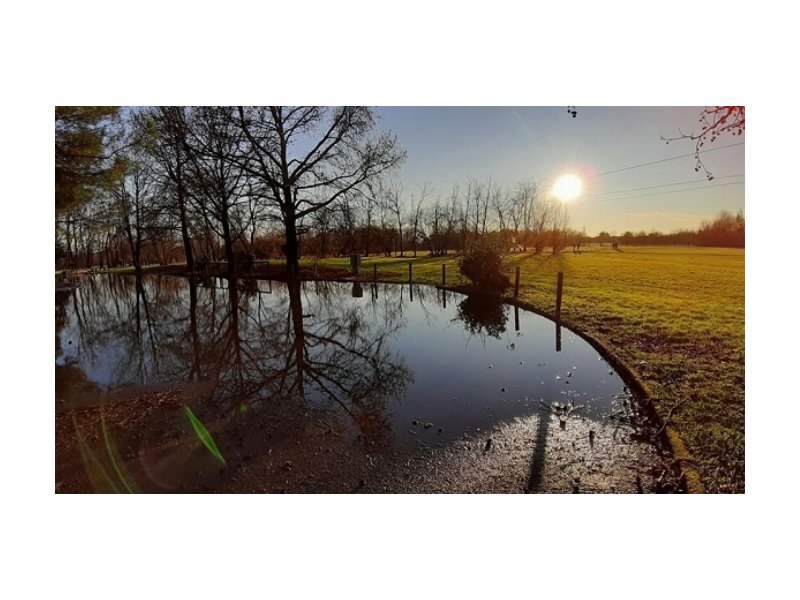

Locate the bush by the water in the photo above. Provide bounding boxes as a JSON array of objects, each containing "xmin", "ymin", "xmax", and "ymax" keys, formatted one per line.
[{"xmin": 458, "ymin": 239, "xmax": 510, "ymax": 291}]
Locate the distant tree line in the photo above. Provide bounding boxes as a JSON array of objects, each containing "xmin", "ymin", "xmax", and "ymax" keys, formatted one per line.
[
  {"xmin": 696, "ymin": 210, "xmax": 745, "ymax": 248},
  {"xmin": 593, "ymin": 210, "xmax": 744, "ymax": 248}
]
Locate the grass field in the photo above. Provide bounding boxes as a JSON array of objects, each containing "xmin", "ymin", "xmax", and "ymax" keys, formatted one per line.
[
  {"xmin": 83, "ymin": 245, "xmax": 745, "ymax": 492},
  {"xmin": 306, "ymin": 246, "xmax": 745, "ymax": 493}
]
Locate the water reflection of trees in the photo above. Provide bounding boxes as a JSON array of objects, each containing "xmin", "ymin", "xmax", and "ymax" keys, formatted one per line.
[
  {"xmin": 454, "ymin": 295, "xmax": 508, "ymax": 340},
  {"xmin": 57, "ymin": 274, "xmax": 412, "ymax": 446}
]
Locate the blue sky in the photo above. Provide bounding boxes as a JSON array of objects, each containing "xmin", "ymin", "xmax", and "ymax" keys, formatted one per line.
[{"xmin": 375, "ymin": 107, "xmax": 745, "ymax": 235}]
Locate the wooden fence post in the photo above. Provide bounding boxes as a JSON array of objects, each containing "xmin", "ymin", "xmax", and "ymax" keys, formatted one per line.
[
  {"xmin": 555, "ymin": 271, "xmax": 564, "ymax": 322},
  {"xmin": 442, "ymin": 263, "xmax": 446, "ymax": 287},
  {"xmin": 408, "ymin": 262, "xmax": 413, "ymax": 284},
  {"xmin": 514, "ymin": 266, "xmax": 520, "ymax": 298},
  {"xmin": 373, "ymin": 263, "xmax": 377, "ymax": 282}
]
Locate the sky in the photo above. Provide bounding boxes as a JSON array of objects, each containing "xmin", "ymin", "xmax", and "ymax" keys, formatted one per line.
[{"xmin": 374, "ymin": 107, "xmax": 745, "ymax": 235}]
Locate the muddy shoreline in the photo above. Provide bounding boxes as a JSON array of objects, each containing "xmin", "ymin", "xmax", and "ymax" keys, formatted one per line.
[{"xmin": 56, "ymin": 385, "xmax": 679, "ymax": 494}]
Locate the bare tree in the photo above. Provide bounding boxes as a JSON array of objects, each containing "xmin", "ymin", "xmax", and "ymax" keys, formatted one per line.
[
  {"xmin": 515, "ymin": 180, "xmax": 539, "ymax": 252},
  {"xmin": 548, "ymin": 197, "xmax": 570, "ymax": 254},
  {"xmin": 181, "ymin": 107, "xmax": 249, "ymax": 276},
  {"xmin": 359, "ymin": 180, "xmax": 379, "ymax": 256},
  {"xmin": 373, "ymin": 188, "xmax": 398, "ymax": 257},
  {"xmin": 467, "ymin": 178, "xmax": 482, "ymax": 239},
  {"xmin": 451, "ymin": 184, "xmax": 469, "ymax": 252},
  {"xmin": 424, "ymin": 195, "xmax": 443, "ymax": 256},
  {"xmin": 385, "ymin": 183, "xmax": 406, "ymax": 257},
  {"xmin": 491, "ymin": 184, "xmax": 509, "ymax": 233},
  {"xmin": 529, "ymin": 187, "xmax": 551, "ymax": 255},
  {"xmin": 309, "ymin": 205, "xmax": 334, "ymax": 257},
  {"xmin": 335, "ymin": 196, "xmax": 359, "ymax": 256},
  {"xmin": 480, "ymin": 177, "xmax": 492, "ymax": 236},
  {"xmin": 111, "ymin": 150, "xmax": 159, "ymax": 273},
  {"xmin": 144, "ymin": 107, "xmax": 196, "ymax": 271},
  {"xmin": 508, "ymin": 182, "xmax": 527, "ymax": 250},
  {"xmin": 235, "ymin": 107, "xmax": 405, "ymax": 276},
  {"xmin": 410, "ymin": 183, "xmax": 431, "ymax": 257}
]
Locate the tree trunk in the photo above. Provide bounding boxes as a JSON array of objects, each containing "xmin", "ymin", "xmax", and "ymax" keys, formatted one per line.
[
  {"xmin": 104, "ymin": 234, "xmax": 113, "ymax": 270},
  {"xmin": 397, "ymin": 222, "xmax": 404, "ymax": 257},
  {"xmin": 133, "ymin": 211, "xmax": 142, "ymax": 273},
  {"xmin": 365, "ymin": 211, "xmax": 372, "ymax": 257},
  {"xmin": 284, "ymin": 212, "xmax": 300, "ymax": 278},
  {"xmin": 176, "ymin": 153, "xmax": 194, "ymax": 272},
  {"xmin": 220, "ymin": 203, "xmax": 236, "ymax": 278},
  {"xmin": 65, "ymin": 217, "xmax": 75, "ymax": 269}
]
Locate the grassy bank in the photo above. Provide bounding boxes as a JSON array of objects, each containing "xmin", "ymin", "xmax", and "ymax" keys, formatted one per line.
[
  {"xmin": 306, "ymin": 246, "xmax": 744, "ymax": 493},
  {"xmin": 77, "ymin": 264, "xmax": 187, "ymax": 275}
]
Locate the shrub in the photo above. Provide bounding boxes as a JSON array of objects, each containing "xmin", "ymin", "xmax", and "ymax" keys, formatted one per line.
[{"xmin": 458, "ymin": 238, "xmax": 511, "ymax": 292}]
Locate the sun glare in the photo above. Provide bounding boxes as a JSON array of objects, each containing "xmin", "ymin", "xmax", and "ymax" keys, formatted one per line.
[{"xmin": 552, "ymin": 174, "xmax": 582, "ymax": 202}]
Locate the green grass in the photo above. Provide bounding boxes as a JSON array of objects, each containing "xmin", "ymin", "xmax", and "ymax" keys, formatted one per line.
[
  {"xmin": 306, "ymin": 246, "xmax": 745, "ymax": 493},
  {"xmin": 100, "ymin": 264, "xmax": 182, "ymax": 275}
]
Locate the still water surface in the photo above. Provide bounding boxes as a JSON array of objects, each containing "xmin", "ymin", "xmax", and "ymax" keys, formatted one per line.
[{"xmin": 56, "ymin": 275, "xmax": 635, "ymax": 491}]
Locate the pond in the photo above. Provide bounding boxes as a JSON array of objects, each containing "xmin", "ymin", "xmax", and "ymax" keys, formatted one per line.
[{"xmin": 56, "ymin": 274, "xmax": 666, "ymax": 493}]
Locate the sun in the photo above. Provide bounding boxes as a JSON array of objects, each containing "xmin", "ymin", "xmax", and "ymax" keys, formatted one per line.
[{"xmin": 552, "ymin": 174, "xmax": 582, "ymax": 202}]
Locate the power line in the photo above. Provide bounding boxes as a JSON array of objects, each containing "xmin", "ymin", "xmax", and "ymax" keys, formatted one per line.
[
  {"xmin": 584, "ymin": 173, "xmax": 745, "ymax": 198},
  {"xmin": 590, "ymin": 141, "xmax": 745, "ymax": 177},
  {"xmin": 577, "ymin": 180, "xmax": 744, "ymax": 205}
]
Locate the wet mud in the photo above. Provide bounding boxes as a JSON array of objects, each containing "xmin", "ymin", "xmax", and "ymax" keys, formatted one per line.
[{"xmin": 56, "ymin": 387, "xmax": 677, "ymax": 494}]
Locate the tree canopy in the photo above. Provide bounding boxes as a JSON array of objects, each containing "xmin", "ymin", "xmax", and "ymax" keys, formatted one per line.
[{"xmin": 55, "ymin": 106, "xmax": 124, "ymax": 213}]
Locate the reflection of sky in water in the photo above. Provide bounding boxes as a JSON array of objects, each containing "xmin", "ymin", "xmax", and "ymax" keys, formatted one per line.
[{"xmin": 56, "ymin": 275, "xmax": 630, "ymax": 448}]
